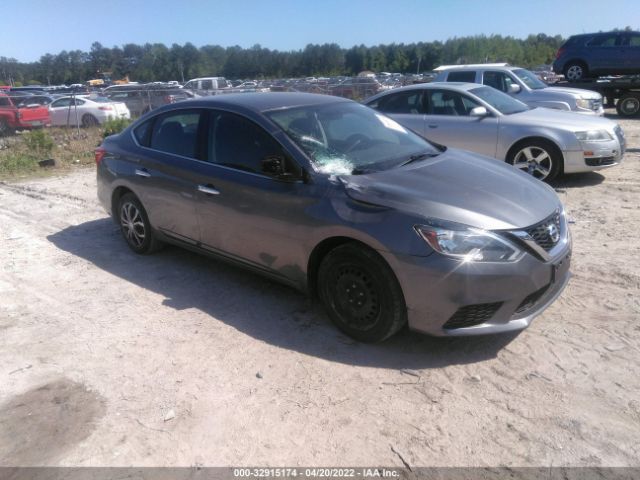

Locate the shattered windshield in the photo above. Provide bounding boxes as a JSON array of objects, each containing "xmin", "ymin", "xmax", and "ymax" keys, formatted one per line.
[{"xmin": 266, "ymin": 102, "xmax": 439, "ymax": 175}]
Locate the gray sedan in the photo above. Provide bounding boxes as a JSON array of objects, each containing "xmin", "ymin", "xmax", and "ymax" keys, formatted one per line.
[
  {"xmin": 97, "ymin": 93, "xmax": 571, "ymax": 342},
  {"xmin": 365, "ymin": 82, "xmax": 625, "ymax": 181}
]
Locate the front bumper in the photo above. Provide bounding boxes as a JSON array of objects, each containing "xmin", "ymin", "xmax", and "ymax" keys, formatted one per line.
[
  {"xmin": 562, "ymin": 135, "xmax": 624, "ymax": 173},
  {"xmin": 380, "ymin": 241, "xmax": 571, "ymax": 337},
  {"xmin": 573, "ymin": 106, "xmax": 605, "ymax": 116}
]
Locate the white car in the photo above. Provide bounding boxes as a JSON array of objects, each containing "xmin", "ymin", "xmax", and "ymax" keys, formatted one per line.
[{"xmin": 48, "ymin": 96, "xmax": 130, "ymax": 127}]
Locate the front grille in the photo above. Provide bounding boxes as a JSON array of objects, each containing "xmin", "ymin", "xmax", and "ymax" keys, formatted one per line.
[
  {"xmin": 515, "ymin": 284, "xmax": 550, "ymax": 314},
  {"xmin": 525, "ymin": 212, "xmax": 561, "ymax": 252},
  {"xmin": 586, "ymin": 157, "xmax": 615, "ymax": 166},
  {"xmin": 444, "ymin": 302, "xmax": 503, "ymax": 329},
  {"xmin": 592, "ymin": 99, "xmax": 602, "ymax": 111}
]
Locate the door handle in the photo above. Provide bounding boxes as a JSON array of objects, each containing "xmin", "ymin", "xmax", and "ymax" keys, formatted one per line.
[
  {"xmin": 197, "ymin": 184, "xmax": 220, "ymax": 195},
  {"xmin": 135, "ymin": 168, "xmax": 151, "ymax": 178},
  {"xmin": 428, "ymin": 124, "xmax": 438, "ymax": 129}
]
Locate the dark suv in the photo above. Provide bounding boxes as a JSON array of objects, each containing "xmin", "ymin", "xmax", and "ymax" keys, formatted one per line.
[{"xmin": 553, "ymin": 31, "xmax": 640, "ymax": 81}]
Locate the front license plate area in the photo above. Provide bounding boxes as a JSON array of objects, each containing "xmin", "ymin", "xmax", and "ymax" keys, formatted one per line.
[{"xmin": 551, "ymin": 252, "xmax": 571, "ymax": 284}]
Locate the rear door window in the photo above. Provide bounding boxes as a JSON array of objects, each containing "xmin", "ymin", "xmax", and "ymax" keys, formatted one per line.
[
  {"xmin": 587, "ymin": 34, "xmax": 619, "ymax": 47},
  {"xmin": 149, "ymin": 110, "xmax": 202, "ymax": 159},
  {"xmin": 446, "ymin": 71, "xmax": 476, "ymax": 82}
]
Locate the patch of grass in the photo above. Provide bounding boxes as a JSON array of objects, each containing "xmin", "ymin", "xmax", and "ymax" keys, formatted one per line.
[
  {"xmin": 23, "ymin": 129, "xmax": 54, "ymax": 158},
  {"xmin": 0, "ymin": 127, "xmax": 103, "ymax": 180},
  {"xmin": 0, "ymin": 152, "xmax": 38, "ymax": 175},
  {"xmin": 102, "ymin": 117, "xmax": 132, "ymax": 138}
]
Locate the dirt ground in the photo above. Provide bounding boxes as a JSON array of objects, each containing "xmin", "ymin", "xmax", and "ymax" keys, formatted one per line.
[{"xmin": 1, "ymin": 111, "xmax": 639, "ymax": 468}]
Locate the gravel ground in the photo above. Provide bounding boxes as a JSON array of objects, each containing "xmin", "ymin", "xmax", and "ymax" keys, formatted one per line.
[{"xmin": 1, "ymin": 111, "xmax": 639, "ymax": 468}]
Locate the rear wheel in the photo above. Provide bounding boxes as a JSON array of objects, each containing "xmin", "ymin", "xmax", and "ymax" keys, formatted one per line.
[
  {"xmin": 616, "ymin": 94, "xmax": 640, "ymax": 117},
  {"xmin": 563, "ymin": 61, "xmax": 588, "ymax": 82},
  {"xmin": 508, "ymin": 139, "xmax": 562, "ymax": 182},
  {"xmin": 82, "ymin": 114, "xmax": 99, "ymax": 127},
  {"xmin": 0, "ymin": 118, "xmax": 13, "ymax": 136},
  {"xmin": 318, "ymin": 244, "xmax": 407, "ymax": 342},
  {"xmin": 117, "ymin": 193, "xmax": 162, "ymax": 254}
]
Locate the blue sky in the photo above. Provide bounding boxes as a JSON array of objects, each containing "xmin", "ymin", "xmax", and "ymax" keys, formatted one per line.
[{"xmin": 2, "ymin": 0, "xmax": 639, "ymax": 62}]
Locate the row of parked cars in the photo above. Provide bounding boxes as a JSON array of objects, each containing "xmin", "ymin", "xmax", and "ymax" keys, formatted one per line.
[
  {"xmin": 94, "ymin": 59, "xmax": 628, "ymax": 343},
  {"xmin": 0, "ymin": 88, "xmax": 131, "ymax": 134}
]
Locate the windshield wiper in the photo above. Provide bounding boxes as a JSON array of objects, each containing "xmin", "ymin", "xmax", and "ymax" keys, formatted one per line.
[{"xmin": 399, "ymin": 152, "xmax": 439, "ymax": 167}]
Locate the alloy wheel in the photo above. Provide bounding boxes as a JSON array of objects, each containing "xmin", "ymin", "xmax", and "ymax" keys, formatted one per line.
[
  {"xmin": 565, "ymin": 65, "xmax": 583, "ymax": 81},
  {"xmin": 512, "ymin": 146, "xmax": 553, "ymax": 180},
  {"xmin": 120, "ymin": 201, "xmax": 146, "ymax": 248}
]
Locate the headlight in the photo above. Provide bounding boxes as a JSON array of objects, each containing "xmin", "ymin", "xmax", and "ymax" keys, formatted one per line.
[
  {"xmin": 415, "ymin": 221, "xmax": 523, "ymax": 263},
  {"xmin": 576, "ymin": 98, "xmax": 593, "ymax": 109},
  {"xmin": 574, "ymin": 130, "xmax": 613, "ymax": 141}
]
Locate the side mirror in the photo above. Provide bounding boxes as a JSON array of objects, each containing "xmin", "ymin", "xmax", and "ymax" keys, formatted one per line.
[
  {"xmin": 262, "ymin": 155, "xmax": 299, "ymax": 181},
  {"xmin": 470, "ymin": 106, "xmax": 488, "ymax": 117},
  {"xmin": 508, "ymin": 84, "xmax": 521, "ymax": 94}
]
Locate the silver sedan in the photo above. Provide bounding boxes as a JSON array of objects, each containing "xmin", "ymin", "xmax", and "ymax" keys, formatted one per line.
[{"xmin": 365, "ymin": 82, "xmax": 625, "ymax": 181}]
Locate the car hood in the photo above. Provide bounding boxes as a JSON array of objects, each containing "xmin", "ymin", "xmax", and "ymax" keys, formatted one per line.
[
  {"xmin": 544, "ymin": 86, "xmax": 601, "ymax": 99},
  {"xmin": 340, "ymin": 148, "xmax": 560, "ymax": 231},
  {"xmin": 506, "ymin": 106, "xmax": 615, "ymax": 130}
]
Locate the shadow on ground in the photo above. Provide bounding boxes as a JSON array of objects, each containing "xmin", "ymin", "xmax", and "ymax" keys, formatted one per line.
[
  {"xmin": 47, "ymin": 219, "xmax": 522, "ymax": 370},
  {"xmin": 550, "ymin": 171, "xmax": 605, "ymax": 189}
]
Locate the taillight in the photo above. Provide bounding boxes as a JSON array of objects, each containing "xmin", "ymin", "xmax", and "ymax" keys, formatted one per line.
[
  {"xmin": 98, "ymin": 106, "xmax": 113, "ymax": 111},
  {"xmin": 555, "ymin": 47, "xmax": 565, "ymax": 59},
  {"xmin": 95, "ymin": 147, "xmax": 106, "ymax": 166}
]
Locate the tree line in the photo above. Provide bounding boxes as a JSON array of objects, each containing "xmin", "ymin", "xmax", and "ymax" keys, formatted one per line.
[{"xmin": 1, "ymin": 34, "xmax": 565, "ymax": 86}]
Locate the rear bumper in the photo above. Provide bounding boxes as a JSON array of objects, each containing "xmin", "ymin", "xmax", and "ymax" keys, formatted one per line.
[
  {"xmin": 16, "ymin": 119, "xmax": 50, "ymax": 128},
  {"xmin": 380, "ymin": 242, "xmax": 571, "ymax": 337}
]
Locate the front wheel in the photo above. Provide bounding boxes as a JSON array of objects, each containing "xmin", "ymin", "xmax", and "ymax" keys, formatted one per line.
[
  {"xmin": 508, "ymin": 140, "xmax": 562, "ymax": 182},
  {"xmin": 318, "ymin": 244, "xmax": 407, "ymax": 342},
  {"xmin": 117, "ymin": 193, "xmax": 163, "ymax": 254},
  {"xmin": 82, "ymin": 114, "xmax": 99, "ymax": 127}
]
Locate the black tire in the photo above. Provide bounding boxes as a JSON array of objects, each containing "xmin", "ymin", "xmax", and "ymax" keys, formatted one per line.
[
  {"xmin": 318, "ymin": 243, "xmax": 407, "ymax": 342},
  {"xmin": 507, "ymin": 139, "xmax": 562, "ymax": 182},
  {"xmin": 82, "ymin": 114, "xmax": 99, "ymax": 127},
  {"xmin": 616, "ymin": 94, "xmax": 640, "ymax": 117},
  {"xmin": 0, "ymin": 118, "xmax": 14, "ymax": 137},
  {"xmin": 563, "ymin": 61, "xmax": 588, "ymax": 82},
  {"xmin": 117, "ymin": 193, "xmax": 163, "ymax": 254}
]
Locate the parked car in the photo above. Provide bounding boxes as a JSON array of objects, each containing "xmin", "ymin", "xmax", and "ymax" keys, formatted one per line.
[
  {"xmin": 434, "ymin": 64, "xmax": 604, "ymax": 115},
  {"xmin": 48, "ymin": 95, "xmax": 130, "ymax": 127},
  {"xmin": 365, "ymin": 82, "xmax": 625, "ymax": 181},
  {"xmin": 103, "ymin": 84, "xmax": 193, "ymax": 117},
  {"xmin": 96, "ymin": 92, "xmax": 571, "ymax": 342},
  {"xmin": 0, "ymin": 92, "xmax": 50, "ymax": 135},
  {"xmin": 182, "ymin": 77, "xmax": 230, "ymax": 92},
  {"xmin": 553, "ymin": 31, "xmax": 640, "ymax": 81},
  {"xmin": 13, "ymin": 94, "xmax": 59, "ymax": 107},
  {"xmin": 329, "ymin": 77, "xmax": 384, "ymax": 99}
]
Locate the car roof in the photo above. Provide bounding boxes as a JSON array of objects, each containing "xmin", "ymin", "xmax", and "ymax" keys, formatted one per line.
[
  {"xmin": 370, "ymin": 82, "xmax": 483, "ymax": 95},
  {"xmin": 437, "ymin": 64, "xmax": 523, "ymax": 73},
  {"xmin": 571, "ymin": 30, "xmax": 640, "ymax": 37},
  {"xmin": 180, "ymin": 92, "xmax": 350, "ymax": 112}
]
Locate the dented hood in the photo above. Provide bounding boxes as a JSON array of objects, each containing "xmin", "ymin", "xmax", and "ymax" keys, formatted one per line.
[{"xmin": 340, "ymin": 148, "xmax": 561, "ymax": 231}]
